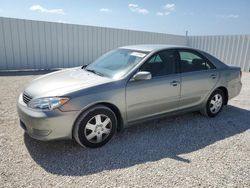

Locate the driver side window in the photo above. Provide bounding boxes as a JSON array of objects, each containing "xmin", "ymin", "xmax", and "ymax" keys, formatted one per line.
[{"xmin": 140, "ymin": 50, "xmax": 176, "ymax": 77}]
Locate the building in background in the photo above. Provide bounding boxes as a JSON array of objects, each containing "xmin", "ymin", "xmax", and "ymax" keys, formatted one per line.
[{"xmin": 0, "ymin": 17, "xmax": 249, "ymax": 71}]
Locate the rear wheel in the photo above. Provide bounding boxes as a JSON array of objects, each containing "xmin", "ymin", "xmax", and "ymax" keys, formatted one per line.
[
  {"xmin": 201, "ymin": 89, "xmax": 225, "ymax": 117},
  {"xmin": 73, "ymin": 105, "xmax": 117, "ymax": 148}
]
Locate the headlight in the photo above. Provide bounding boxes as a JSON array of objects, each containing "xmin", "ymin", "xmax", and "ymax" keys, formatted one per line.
[{"xmin": 28, "ymin": 97, "xmax": 70, "ymax": 111}]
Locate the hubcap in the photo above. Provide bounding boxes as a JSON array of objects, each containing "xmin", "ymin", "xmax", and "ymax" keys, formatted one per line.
[
  {"xmin": 84, "ymin": 114, "xmax": 112, "ymax": 143},
  {"xmin": 209, "ymin": 93, "xmax": 223, "ymax": 114}
]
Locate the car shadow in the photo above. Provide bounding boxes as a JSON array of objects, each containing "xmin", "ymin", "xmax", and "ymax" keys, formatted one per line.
[{"xmin": 24, "ymin": 105, "xmax": 250, "ymax": 176}]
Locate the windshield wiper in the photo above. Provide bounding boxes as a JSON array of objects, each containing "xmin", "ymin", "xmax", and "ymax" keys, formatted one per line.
[
  {"xmin": 81, "ymin": 65, "xmax": 87, "ymax": 69},
  {"xmin": 85, "ymin": 68, "xmax": 104, "ymax": 77}
]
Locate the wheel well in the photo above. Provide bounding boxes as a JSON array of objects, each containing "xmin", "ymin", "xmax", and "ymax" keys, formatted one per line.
[
  {"xmin": 217, "ymin": 86, "xmax": 228, "ymax": 105},
  {"xmin": 98, "ymin": 102, "xmax": 123, "ymax": 132},
  {"xmin": 72, "ymin": 102, "xmax": 124, "ymax": 139}
]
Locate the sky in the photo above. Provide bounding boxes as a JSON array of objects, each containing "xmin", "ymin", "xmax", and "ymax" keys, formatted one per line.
[{"xmin": 0, "ymin": 0, "xmax": 249, "ymax": 35}]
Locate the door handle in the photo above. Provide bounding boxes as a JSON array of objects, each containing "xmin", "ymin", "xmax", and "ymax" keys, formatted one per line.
[
  {"xmin": 209, "ymin": 74, "xmax": 217, "ymax": 79},
  {"xmin": 170, "ymin": 80, "xmax": 179, "ymax": 86}
]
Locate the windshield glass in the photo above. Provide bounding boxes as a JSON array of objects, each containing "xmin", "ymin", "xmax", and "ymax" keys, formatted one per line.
[{"xmin": 86, "ymin": 49, "xmax": 148, "ymax": 79}]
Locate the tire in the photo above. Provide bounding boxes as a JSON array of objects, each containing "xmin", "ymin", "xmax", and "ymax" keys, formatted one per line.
[
  {"xmin": 201, "ymin": 89, "xmax": 225, "ymax": 117},
  {"xmin": 73, "ymin": 105, "xmax": 117, "ymax": 148}
]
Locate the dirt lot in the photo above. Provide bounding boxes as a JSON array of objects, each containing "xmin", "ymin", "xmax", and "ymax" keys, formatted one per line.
[{"xmin": 0, "ymin": 71, "xmax": 249, "ymax": 187}]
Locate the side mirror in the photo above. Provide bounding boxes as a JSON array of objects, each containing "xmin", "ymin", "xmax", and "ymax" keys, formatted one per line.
[{"xmin": 132, "ymin": 71, "xmax": 152, "ymax": 81}]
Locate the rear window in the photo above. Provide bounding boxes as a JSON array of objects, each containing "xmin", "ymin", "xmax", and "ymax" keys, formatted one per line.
[{"xmin": 179, "ymin": 51, "xmax": 215, "ymax": 73}]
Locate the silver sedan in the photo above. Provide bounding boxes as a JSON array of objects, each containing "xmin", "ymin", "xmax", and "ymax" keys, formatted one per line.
[{"xmin": 17, "ymin": 45, "xmax": 242, "ymax": 148}]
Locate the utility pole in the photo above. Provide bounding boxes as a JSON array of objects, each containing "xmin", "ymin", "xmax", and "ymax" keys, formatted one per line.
[{"xmin": 185, "ymin": 30, "xmax": 189, "ymax": 46}]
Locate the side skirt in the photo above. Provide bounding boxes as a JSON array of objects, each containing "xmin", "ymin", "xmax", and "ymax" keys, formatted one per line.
[{"xmin": 124, "ymin": 105, "xmax": 202, "ymax": 128}]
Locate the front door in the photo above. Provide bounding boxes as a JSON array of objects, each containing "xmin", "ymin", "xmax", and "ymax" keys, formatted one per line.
[{"xmin": 126, "ymin": 50, "xmax": 181, "ymax": 122}]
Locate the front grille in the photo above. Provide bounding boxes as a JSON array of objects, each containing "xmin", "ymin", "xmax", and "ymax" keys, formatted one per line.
[{"xmin": 22, "ymin": 92, "xmax": 32, "ymax": 104}]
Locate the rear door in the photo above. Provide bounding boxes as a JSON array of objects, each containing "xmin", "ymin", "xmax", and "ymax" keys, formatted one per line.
[{"xmin": 177, "ymin": 49, "xmax": 219, "ymax": 109}]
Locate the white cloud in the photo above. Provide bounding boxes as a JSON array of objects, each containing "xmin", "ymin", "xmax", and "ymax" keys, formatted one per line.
[
  {"xmin": 30, "ymin": 5, "xmax": 65, "ymax": 15},
  {"xmin": 99, "ymin": 8, "xmax": 111, "ymax": 12},
  {"xmin": 164, "ymin": 3, "xmax": 176, "ymax": 11},
  {"xmin": 156, "ymin": 3, "xmax": 176, "ymax": 16},
  {"xmin": 156, "ymin": 12, "xmax": 164, "ymax": 16},
  {"xmin": 128, "ymin": 4, "xmax": 138, "ymax": 8},
  {"xmin": 218, "ymin": 14, "xmax": 239, "ymax": 19},
  {"xmin": 128, "ymin": 3, "xmax": 149, "ymax": 15}
]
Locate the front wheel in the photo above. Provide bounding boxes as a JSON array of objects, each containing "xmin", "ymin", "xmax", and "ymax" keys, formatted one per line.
[
  {"xmin": 201, "ymin": 89, "xmax": 225, "ymax": 117},
  {"xmin": 73, "ymin": 105, "xmax": 117, "ymax": 148}
]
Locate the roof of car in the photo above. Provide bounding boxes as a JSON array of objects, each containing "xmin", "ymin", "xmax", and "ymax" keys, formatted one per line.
[
  {"xmin": 120, "ymin": 44, "xmax": 228, "ymax": 69},
  {"xmin": 120, "ymin": 44, "xmax": 193, "ymax": 52}
]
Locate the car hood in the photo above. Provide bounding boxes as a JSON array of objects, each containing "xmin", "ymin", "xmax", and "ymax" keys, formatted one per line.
[{"xmin": 24, "ymin": 67, "xmax": 113, "ymax": 98}]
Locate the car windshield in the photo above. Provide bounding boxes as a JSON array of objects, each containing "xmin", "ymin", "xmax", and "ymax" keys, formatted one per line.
[{"xmin": 85, "ymin": 49, "xmax": 148, "ymax": 79}]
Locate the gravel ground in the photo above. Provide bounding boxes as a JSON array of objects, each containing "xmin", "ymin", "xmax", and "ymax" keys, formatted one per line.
[{"xmin": 0, "ymin": 71, "xmax": 249, "ymax": 188}]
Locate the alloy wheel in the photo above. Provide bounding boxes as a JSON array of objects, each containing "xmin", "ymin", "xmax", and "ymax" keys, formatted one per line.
[
  {"xmin": 84, "ymin": 114, "xmax": 112, "ymax": 143},
  {"xmin": 209, "ymin": 93, "xmax": 223, "ymax": 114}
]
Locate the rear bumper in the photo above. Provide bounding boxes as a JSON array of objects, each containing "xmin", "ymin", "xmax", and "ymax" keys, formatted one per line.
[
  {"xmin": 228, "ymin": 81, "xmax": 242, "ymax": 100},
  {"xmin": 17, "ymin": 94, "xmax": 79, "ymax": 141}
]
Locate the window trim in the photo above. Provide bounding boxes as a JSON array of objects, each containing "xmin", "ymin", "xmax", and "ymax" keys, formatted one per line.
[
  {"xmin": 176, "ymin": 49, "xmax": 216, "ymax": 73},
  {"xmin": 137, "ymin": 49, "xmax": 179, "ymax": 79}
]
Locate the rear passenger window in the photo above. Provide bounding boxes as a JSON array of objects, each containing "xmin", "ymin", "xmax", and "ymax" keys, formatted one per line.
[
  {"xmin": 179, "ymin": 51, "xmax": 215, "ymax": 73},
  {"xmin": 140, "ymin": 50, "xmax": 176, "ymax": 77}
]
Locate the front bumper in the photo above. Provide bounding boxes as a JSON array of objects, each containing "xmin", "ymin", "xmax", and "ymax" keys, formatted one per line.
[{"xmin": 17, "ymin": 94, "xmax": 79, "ymax": 141}]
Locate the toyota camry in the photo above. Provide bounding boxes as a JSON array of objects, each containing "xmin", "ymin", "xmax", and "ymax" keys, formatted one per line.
[{"xmin": 17, "ymin": 45, "xmax": 242, "ymax": 148}]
